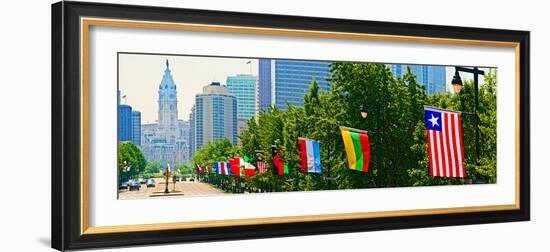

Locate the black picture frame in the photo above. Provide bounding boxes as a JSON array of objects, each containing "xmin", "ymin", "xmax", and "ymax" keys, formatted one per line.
[{"xmin": 52, "ymin": 1, "xmax": 530, "ymax": 251}]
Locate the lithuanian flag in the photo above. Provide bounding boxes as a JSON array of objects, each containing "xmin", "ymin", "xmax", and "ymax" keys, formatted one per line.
[{"xmin": 340, "ymin": 126, "xmax": 371, "ymax": 172}]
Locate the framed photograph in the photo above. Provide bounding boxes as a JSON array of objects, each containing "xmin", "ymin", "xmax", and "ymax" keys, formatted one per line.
[{"xmin": 51, "ymin": 1, "xmax": 530, "ymax": 250}]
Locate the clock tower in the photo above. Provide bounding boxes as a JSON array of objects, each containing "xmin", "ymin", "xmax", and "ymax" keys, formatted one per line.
[{"xmin": 157, "ymin": 59, "xmax": 179, "ymax": 144}]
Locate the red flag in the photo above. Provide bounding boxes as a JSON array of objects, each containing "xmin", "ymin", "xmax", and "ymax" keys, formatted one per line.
[
  {"xmin": 230, "ymin": 158, "xmax": 241, "ymax": 177},
  {"xmin": 273, "ymin": 155, "xmax": 285, "ymax": 176},
  {"xmin": 425, "ymin": 106, "xmax": 466, "ymax": 178}
]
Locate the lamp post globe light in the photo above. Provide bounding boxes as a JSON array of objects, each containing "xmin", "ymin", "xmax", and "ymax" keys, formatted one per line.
[
  {"xmin": 452, "ymin": 66, "xmax": 485, "ymax": 168},
  {"xmin": 451, "ymin": 69, "xmax": 463, "ymax": 93}
]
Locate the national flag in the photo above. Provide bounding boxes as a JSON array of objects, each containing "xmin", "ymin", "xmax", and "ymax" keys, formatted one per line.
[
  {"xmin": 340, "ymin": 126, "xmax": 371, "ymax": 172},
  {"xmin": 241, "ymin": 157, "xmax": 256, "ymax": 177},
  {"xmin": 207, "ymin": 165, "xmax": 212, "ymax": 174},
  {"xmin": 196, "ymin": 164, "xmax": 204, "ymax": 174},
  {"xmin": 424, "ymin": 106, "xmax": 465, "ymax": 178},
  {"xmin": 273, "ymin": 154, "xmax": 287, "ymax": 176},
  {"xmin": 215, "ymin": 162, "xmax": 230, "ymax": 175},
  {"xmin": 256, "ymin": 160, "xmax": 265, "ymax": 173},
  {"xmin": 230, "ymin": 158, "xmax": 241, "ymax": 177},
  {"xmin": 298, "ymin": 138, "xmax": 323, "ymax": 174}
]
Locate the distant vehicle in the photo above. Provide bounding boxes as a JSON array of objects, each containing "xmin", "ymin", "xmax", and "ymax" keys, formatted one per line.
[
  {"xmin": 128, "ymin": 180, "xmax": 141, "ymax": 191},
  {"xmin": 119, "ymin": 181, "xmax": 129, "ymax": 190},
  {"xmin": 189, "ymin": 178, "xmax": 195, "ymax": 182},
  {"xmin": 139, "ymin": 178, "xmax": 147, "ymax": 184},
  {"xmin": 146, "ymin": 179, "xmax": 156, "ymax": 188}
]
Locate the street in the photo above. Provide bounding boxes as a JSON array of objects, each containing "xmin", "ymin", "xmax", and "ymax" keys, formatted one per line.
[{"xmin": 118, "ymin": 178, "xmax": 225, "ymax": 199}]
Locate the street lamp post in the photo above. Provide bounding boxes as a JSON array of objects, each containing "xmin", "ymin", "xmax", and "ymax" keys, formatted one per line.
[
  {"xmin": 360, "ymin": 101, "xmax": 383, "ymax": 187},
  {"xmin": 451, "ymin": 66, "xmax": 485, "ymax": 166}
]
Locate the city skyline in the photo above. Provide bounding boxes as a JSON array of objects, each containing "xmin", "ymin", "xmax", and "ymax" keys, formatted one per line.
[{"xmin": 119, "ymin": 53, "xmax": 488, "ymax": 124}]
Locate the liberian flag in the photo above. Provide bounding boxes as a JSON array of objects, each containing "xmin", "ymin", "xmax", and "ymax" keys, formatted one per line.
[
  {"xmin": 424, "ymin": 106, "xmax": 465, "ymax": 178},
  {"xmin": 340, "ymin": 126, "xmax": 370, "ymax": 172},
  {"xmin": 298, "ymin": 138, "xmax": 322, "ymax": 174}
]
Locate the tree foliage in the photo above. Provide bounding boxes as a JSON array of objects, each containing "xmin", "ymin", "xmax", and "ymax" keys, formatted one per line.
[
  {"xmin": 193, "ymin": 63, "xmax": 497, "ymax": 191},
  {"xmin": 117, "ymin": 141, "xmax": 147, "ymax": 181}
]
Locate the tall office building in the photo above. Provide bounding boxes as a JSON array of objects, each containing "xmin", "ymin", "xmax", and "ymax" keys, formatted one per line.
[
  {"xmin": 258, "ymin": 59, "xmax": 272, "ymax": 111},
  {"xmin": 192, "ymin": 82, "xmax": 238, "ymax": 152},
  {"xmin": 188, "ymin": 106, "xmax": 195, "ymax": 158},
  {"xmin": 389, "ymin": 64, "xmax": 447, "ymax": 94},
  {"xmin": 118, "ymin": 104, "xmax": 132, "ymax": 142},
  {"xmin": 131, "ymin": 111, "xmax": 141, "ymax": 146},
  {"xmin": 258, "ymin": 59, "xmax": 332, "ymax": 110},
  {"xmin": 226, "ymin": 74, "xmax": 258, "ymax": 120}
]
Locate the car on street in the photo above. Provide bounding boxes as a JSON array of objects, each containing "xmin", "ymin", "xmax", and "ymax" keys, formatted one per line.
[
  {"xmin": 119, "ymin": 181, "xmax": 129, "ymax": 190},
  {"xmin": 139, "ymin": 178, "xmax": 147, "ymax": 184},
  {"xmin": 128, "ymin": 180, "xmax": 141, "ymax": 191},
  {"xmin": 146, "ymin": 178, "xmax": 156, "ymax": 188}
]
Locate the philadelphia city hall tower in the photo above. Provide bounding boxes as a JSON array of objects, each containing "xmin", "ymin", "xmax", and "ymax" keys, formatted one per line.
[{"xmin": 141, "ymin": 60, "xmax": 189, "ymax": 169}]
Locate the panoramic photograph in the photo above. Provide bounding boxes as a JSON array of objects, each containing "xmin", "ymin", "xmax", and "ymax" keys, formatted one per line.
[{"xmin": 117, "ymin": 53, "xmax": 497, "ymax": 200}]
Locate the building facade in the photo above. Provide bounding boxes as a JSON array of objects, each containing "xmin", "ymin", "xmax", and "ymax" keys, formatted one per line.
[
  {"xmin": 226, "ymin": 74, "xmax": 258, "ymax": 120},
  {"xmin": 258, "ymin": 59, "xmax": 272, "ymax": 111},
  {"xmin": 138, "ymin": 60, "xmax": 189, "ymax": 169},
  {"xmin": 191, "ymin": 82, "xmax": 238, "ymax": 153},
  {"xmin": 389, "ymin": 64, "xmax": 447, "ymax": 94},
  {"xmin": 118, "ymin": 104, "xmax": 132, "ymax": 142},
  {"xmin": 258, "ymin": 59, "xmax": 332, "ymax": 110},
  {"xmin": 131, "ymin": 110, "xmax": 141, "ymax": 146}
]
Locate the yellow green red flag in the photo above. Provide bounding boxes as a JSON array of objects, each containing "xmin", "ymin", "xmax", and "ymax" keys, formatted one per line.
[{"xmin": 340, "ymin": 126, "xmax": 371, "ymax": 172}]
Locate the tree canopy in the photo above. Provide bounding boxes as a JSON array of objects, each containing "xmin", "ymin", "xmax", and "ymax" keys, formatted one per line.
[{"xmin": 192, "ymin": 62, "xmax": 497, "ymax": 191}]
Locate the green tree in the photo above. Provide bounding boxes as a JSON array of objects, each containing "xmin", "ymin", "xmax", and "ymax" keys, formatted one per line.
[
  {"xmin": 117, "ymin": 142, "xmax": 146, "ymax": 182},
  {"xmin": 144, "ymin": 161, "xmax": 161, "ymax": 177}
]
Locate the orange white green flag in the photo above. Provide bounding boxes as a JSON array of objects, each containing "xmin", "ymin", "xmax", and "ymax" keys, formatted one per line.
[{"xmin": 340, "ymin": 126, "xmax": 371, "ymax": 172}]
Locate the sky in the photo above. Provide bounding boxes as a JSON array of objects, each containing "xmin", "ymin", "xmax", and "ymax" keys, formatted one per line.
[
  {"xmin": 119, "ymin": 54, "xmax": 259, "ymax": 123},
  {"xmin": 119, "ymin": 53, "xmax": 491, "ymax": 123}
]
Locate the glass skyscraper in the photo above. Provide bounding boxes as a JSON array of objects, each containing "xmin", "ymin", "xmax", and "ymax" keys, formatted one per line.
[
  {"xmin": 131, "ymin": 110, "xmax": 141, "ymax": 146},
  {"xmin": 118, "ymin": 104, "xmax": 132, "ymax": 142},
  {"xmin": 258, "ymin": 59, "xmax": 272, "ymax": 111},
  {"xmin": 389, "ymin": 64, "xmax": 447, "ymax": 94},
  {"xmin": 227, "ymin": 74, "xmax": 257, "ymax": 120},
  {"xmin": 192, "ymin": 82, "xmax": 238, "ymax": 152},
  {"xmin": 258, "ymin": 59, "xmax": 332, "ymax": 110}
]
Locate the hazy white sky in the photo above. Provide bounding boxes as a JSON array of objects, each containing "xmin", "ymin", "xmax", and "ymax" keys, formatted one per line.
[
  {"xmin": 119, "ymin": 53, "xmax": 490, "ymax": 123},
  {"xmin": 119, "ymin": 54, "xmax": 259, "ymax": 123}
]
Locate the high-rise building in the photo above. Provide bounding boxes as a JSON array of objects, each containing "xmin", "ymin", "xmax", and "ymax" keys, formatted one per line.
[
  {"xmin": 131, "ymin": 111, "xmax": 141, "ymax": 146},
  {"xmin": 389, "ymin": 64, "xmax": 447, "ymax": 94},
  {"xmin": 192, "ymin": 82, "xmax": 237, "ymax": 152},
  {"xmin": 118, "ymin": 104, "xmax": 132, "ymax": 141},
  {"xmin": 258, "ymin": 59, "xmax": 272, "ymax": 111},
  {"xmin": 226, "ymin": 74, "xmax": 258, "ymax": 120},
  {"xmin": 188, "ymin": 106, "xmax": 195, "ymax": 158},
  {"xmin": 258, "ymin": 59, "xmax": 332, "ymax": 110}
]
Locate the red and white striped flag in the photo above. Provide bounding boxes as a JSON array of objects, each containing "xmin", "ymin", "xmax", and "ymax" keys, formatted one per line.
[
  {"xmin": 256, "ymin": 160, "xmax": 265, "ymax": 173},
  {"xmin": 424, "ymin": 106, "xmax": 466, "ymax": 178}
]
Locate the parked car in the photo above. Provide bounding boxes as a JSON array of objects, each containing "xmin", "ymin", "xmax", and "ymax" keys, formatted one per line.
[
  {"xmin": 146, "ymin": 179, "xmax": 156, "ymax": 188},
  {"xmin": 189, "ymin": 178, "xmax": 195, "ymax": 182},
  {"xmin": 128, "ymin": 180, "xmax": 141, "ymax": 191},
  {"xmin": 119, "ymin": 181, "xmax": 129, "ymax": 190},
  {"xmin": 139, "ymin": 178, "xmax": 147, "ymax": 184}
]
